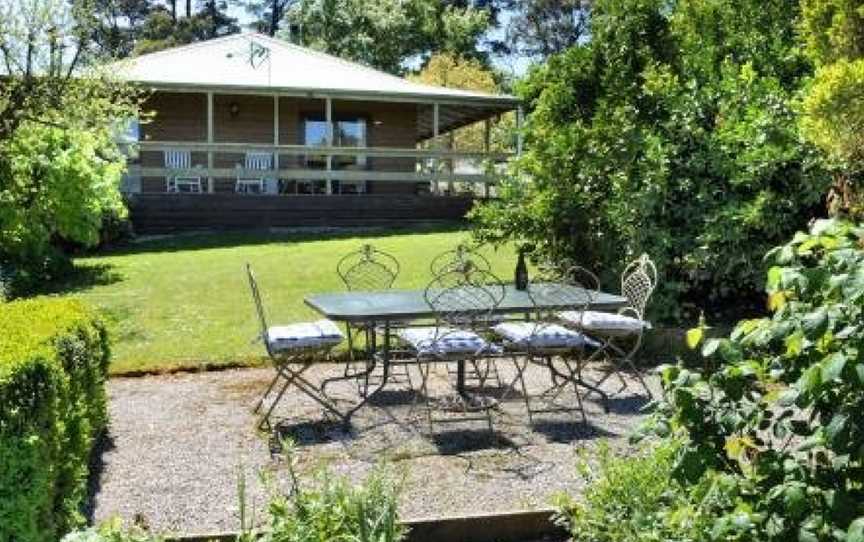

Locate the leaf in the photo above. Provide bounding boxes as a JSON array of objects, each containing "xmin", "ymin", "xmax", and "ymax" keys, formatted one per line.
[
  {"xmin": 847, "ymin": 517, "xmax": 864, "ymax": 542},
  {"xmin": 767, "ymin": 266, "xmax": 783, "ymax": 289},
  {"xmin": 768, "ymin": 290, "xmax": 787, "ymax": 311},
  {"xmin": 686, "ymin": 326, "xmax": 703, "ymax": 349},
  {"xmin": 702, "ymin": 338, "xmax": 720, "ymax": 357},
  {"xmin": 821, "ymin": 352, "xmax": 847, "ymax": 382}
]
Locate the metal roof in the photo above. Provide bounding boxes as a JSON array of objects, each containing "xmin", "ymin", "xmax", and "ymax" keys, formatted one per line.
[{"xmin": 115, "ymin": 32, "xmax": 519, "ymax": 108}]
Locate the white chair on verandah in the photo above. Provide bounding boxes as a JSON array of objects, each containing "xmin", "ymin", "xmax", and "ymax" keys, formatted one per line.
[
  {"xmin": 165, "ymin": 149, "xmax": 203, "ymax": 193},
  {"xmin": 236, "ymin": 152, "xmax": 274, "ymax": 195}
]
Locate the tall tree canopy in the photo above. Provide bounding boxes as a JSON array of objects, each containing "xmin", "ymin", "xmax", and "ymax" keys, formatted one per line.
[
  {"xmin": 500, "ymin": 0, "xmax": 590, "ymax": 59},
  {"xmin": 277, "ymin": 0, "xmax": 492, "ymax": 74},
  {"xmin": 86, "ymin": 0, "xmax": 238, "ymax": 57},
  {"xmin": 472, "ymin": 0, "xmax": 830, "ymax": 323}
]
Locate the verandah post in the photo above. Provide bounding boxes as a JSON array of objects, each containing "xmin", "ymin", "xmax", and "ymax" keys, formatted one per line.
[
  {"xmin": 433, "ymin": 102, "xmax": 440, "ymax": 196},
  {"xmin": 273, "ymin": 94, "xmax": 279, "ymax": 193},
  {"xmin": 206, "ymin": 91, "xmax": 214, "ymax": 193},
  {"xmin": 325, "ymin": 96, "xmax": 333, "ymax": 195}
]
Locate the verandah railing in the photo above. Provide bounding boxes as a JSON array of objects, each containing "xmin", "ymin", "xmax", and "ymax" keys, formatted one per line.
[{"xmin": 124, "ymin": 141, "xmax": 513, "ymax": 196}]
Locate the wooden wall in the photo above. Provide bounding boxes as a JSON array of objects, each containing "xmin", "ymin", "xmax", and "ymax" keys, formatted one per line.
[
  {"xmin": 128, "ymin": 193, "xmax": 473, "ymax": 233},
  {"xmin": 139, "ymin": 91, "xmax": 422, "ymax": 194}
]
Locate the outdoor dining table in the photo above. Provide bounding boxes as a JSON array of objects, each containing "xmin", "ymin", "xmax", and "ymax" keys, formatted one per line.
[{"xmin": 305, "ymin": 283, "xmax": 628, "ymax": 421}]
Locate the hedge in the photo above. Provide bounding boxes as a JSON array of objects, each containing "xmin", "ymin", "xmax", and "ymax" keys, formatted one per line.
[{"xmin": 0, "ymin": 298, "xmax": 110, "ymax": 542}]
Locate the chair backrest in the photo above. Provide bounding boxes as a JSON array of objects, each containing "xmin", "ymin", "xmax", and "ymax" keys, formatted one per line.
[
  {"xmin": 621, "ymin": 254, "xmax": 656, "ymax": 316},
  {"xmin": 245, "ymin": 152, "xmax": 273, "ymax": 171},
  {"xmin": 165, "ymin": 149, "xmax": 192, "ymax": 169},
  {"xmin": 337, "ymin": 244, "xmax": 400, "ymax": 291},
  {"xmin": 527, "ymin": 265, "xmax": 598, "ymax": 332},
  {"xmin": 429, "ymin": 244, "xmax": 492, "ymax": 277},
  {"xmin": 246, "ymin": 264, "xmax": 271, "ymax": 353},
  {"xmin": 424, "ymin": 264, "xmax": 505, "ymax": 330}
]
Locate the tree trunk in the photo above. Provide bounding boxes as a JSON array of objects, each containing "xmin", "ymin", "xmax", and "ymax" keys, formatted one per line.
[
  {"xmin": 269, "ymin": 0, "xmax": 281, "ymax": 35},
  {"xmin": 169, "ymin": 0, "xmax": 177, "ymax": 21},
  {"xmin": 186, "ymin": 0, "xmax": 192, "ymax": 18}
]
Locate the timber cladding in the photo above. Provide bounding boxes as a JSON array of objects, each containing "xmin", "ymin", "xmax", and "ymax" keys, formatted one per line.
[
  {"xmin": 127, "ymin": 194, "xmax": 473, "ymax": 233},
  {"xmin": 139, "ymin": 91, "xmax": 421, "ymax": 194}
]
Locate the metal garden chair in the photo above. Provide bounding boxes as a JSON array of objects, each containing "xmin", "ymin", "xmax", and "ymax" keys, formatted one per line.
[
  {"xmin": 430, "ymin": 244, "xmax": 501, "ymax": 387},
  {"xmin": 558, "ymin": 254, "xmax": 656, "ymax": 398},
  {"xmin": 493, "ymin": 265, "xmax": 605, "ymax": 424},
  {"xmin": 165, "ymin": 149, "xmax": 203, "ymax": 193},
  {"xmin": 429, "ymin": 244, "xmax": 492, "ymax": 277},
  {"xmin": 399, "ymin": 263, "xmax": 505, "ymax": 432},
  {"xmin": 336, "ymin": 245, "xmax": 408, "ymax": 389},
  {"xmin": 246, "ymin": 264, "xmax": 345, "ymax": 430}
]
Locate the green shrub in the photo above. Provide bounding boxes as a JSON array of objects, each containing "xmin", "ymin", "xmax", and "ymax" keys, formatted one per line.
[
  {"xmin": 471, "ymin": 0, "xmax": 829, "ymax": 324},
  {"xmin": 555, "ymin": 440, "xmax": 717, "ymax": 542},
  {"xmin": 0, "ymin": 298, "xmax": 111, "ymax": 542},
  {"xmin": 646, "ymin": 219, "xmax": 864, "ymax": 541},
  {"xmin": 61, "ymin": 521, "xmax": 161, "ymax": 542},
  {"xmin": 261, "ymin": 467, "xmax": 406, "ymax": 542}
]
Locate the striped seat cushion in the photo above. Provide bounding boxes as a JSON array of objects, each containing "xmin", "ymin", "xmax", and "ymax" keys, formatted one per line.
[
  {"xmin": 267, "ymin": 319, "xmax": 344, "ymax": 352},
  {"xmin": 397, "ymin": 327, "xmax": 502, "ymax": 357},
  {"xmin": 493, "ymin": 321, "xmax": 599, "ymax": 350},
  {"xmin": 558, "ymin": 310, "xmax": 651, "ymax": 334}
]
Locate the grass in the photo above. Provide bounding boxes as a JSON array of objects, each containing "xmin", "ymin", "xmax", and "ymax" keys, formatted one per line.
[{"xmin": 58, "ymin": 226, "xmax": 518, "ymax": 375}]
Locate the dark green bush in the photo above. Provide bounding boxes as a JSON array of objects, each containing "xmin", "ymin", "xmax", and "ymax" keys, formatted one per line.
[
  {"xmin": 0, "ymin": 298, "xmax": 111, "ymax": 542},
  {"xmin": 644, "ymin": 219, "xmax": 864, "ymax": 541},
  {"xmin": 471, "ymin": 0, "xmax": 830, "ymax": 324},
  {"xmin": 554, "ymin": 440, "xmax": 718, "ymax": 542}
]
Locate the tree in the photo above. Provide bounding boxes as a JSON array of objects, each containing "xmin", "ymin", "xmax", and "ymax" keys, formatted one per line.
[
  {"xmin": 800, "ymin": 0, "xmax": 864, "ymax": 217},
  {"xmin": 409, "ymin": 52, "xmax": 512, "ymax": 152},
  {"xmin": 244, "ymin": 0, "xmax": 295, "ymax": 36},
  {"xmin": 85, "ymin": 0, "xmax": 153, "ymax": 58},
  {"xmin": 278, "ymin": 0, "xmax": 491, "ymax": 75},
  {"xmin": 471, "ymin": 0, "xmax": 829, "ymax": 323},
  {"xmin": 132, "ymin": 0, "xmax": 238, "ymax": 55},
  {"xmin": 500, "ymin": 0, "xmax": 591, "ymax": 59},
  {"xmin": 0, "ymin": 0, "xmax": 138, "ymax": 292}
]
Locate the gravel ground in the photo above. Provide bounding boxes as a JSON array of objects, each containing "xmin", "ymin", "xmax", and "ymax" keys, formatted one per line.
[{"xmin": 88, "ymin": 361, "xmax": 659, "ymax": 535}]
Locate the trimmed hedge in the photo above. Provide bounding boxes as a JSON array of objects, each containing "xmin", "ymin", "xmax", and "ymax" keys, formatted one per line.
[{"xmin": 0, "ymin": 298, "xmax": 110, "ymax": 542}]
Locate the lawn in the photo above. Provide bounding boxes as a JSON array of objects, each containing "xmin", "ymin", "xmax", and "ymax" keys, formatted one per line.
[{"xmin": 60, "ymin": 226, "xmax": 518, "ymax": 374}]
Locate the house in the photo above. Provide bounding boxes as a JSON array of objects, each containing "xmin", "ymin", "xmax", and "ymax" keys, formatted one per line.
[{"xmin": 116, "ymin": 32, "xmax": 521, "ymax": 232}]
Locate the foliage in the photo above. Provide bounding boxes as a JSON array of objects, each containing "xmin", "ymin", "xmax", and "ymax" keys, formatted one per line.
[
  {"xmin": 132, "ymin": 1, "xmax": 238, "ymax": 55},
  {"xmin": 61, "ymin": 520, "xmax": 162, "ymax": 542},
  {"xmin": 471, "ymin": 0, "xmax": 830, "ymax": 323},
  {"xmin": 800, "ymin": 0, "xmax": 864, "ymax": 66},
  {"xmin": 0, "ymin": 0, "xmax": 139, "ymax": 293},
  {"xmin": 259, "ymin": 445, "xmax": 406, "ymax": 542},
  {"xmin": 799, "ymin": 0, "xmax": 864, "ymax": 218},
  {"xmin": 645, "ymin": 219, "xmax": 864, "ymax": 541},
  {"xmin": 553, "ymin": 440, "xmax": 714, "ymax": 542},
  {"xmin": 279, "ymin": 0, "xmax": 491, "ymax": 74},
  {"xmin": 0, "ymin": 298, "xmax": 110, "ymax": 542},
  {"xmin": 409, "ymin": 53, "xmax": 514, "ymax": 153},
  {"xmin": 499, "ymin": 0, "xmax": 591, "ymax": 59},
  {"xmin": 86, "ymin": 0, "xmax": 238, "ymax": 57}
]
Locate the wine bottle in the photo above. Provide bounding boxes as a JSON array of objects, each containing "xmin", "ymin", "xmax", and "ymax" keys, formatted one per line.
[{"xmin": 515, "ymin": 248, "xmax": 528, "ymax": 290}]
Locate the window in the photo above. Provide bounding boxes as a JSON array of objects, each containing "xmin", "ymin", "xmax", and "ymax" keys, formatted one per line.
[{"xmin": 303, "ymin": 117, "xmax": 367, "ymax": 169}]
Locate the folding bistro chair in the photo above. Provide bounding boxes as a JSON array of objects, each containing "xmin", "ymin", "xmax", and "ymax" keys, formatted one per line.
[
  {"xmin": 165, "ymin": 149, "xmax": 203, "ymax": 193},
  {"xmin": 558, "ymin": 254, "xmax": 656, "ymax": 398},
  {"xmin": 493, "ymin": 265, "xmax": 604, "ymax": 424},
  {"xmin": 336, "ymin": 244, "xmax": 409, "ymax": 389},
  {"xmin": 429, "ymin": 244, "xmax": 492, "ymax": 277},
  {"xmin": 236, "ymin": 152, "xmax": 273, "ymax": 194},
  {"xmin": 397, "ymin": 263, "xmax": 504, "ymax": 432},
  {"xmin": 246, "ymin": 264, "xmax": 346, "ymax": 430},
  {"xmin": 429, "ymin": 244, "xmax": 501, "ymax": 387}
]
